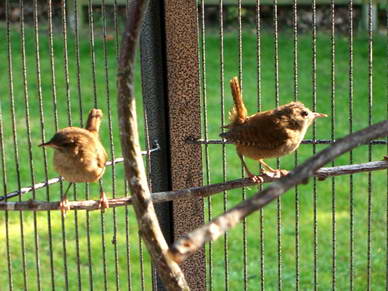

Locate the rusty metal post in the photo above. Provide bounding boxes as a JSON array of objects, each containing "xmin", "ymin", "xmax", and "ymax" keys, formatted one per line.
[{"xmin": 163, "ymin": 0, "xmax": 206, "ymax": 290}]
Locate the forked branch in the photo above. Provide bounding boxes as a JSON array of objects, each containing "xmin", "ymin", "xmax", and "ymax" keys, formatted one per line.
[{"xmin": 168, "ymin": 120, "xmax": 388, "ymax": 263}]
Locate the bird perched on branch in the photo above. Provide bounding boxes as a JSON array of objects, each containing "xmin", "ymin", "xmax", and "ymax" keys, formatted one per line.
[
  {"xmin": 220, "ymin": 77, "xmax": 327, "ymax": 183},
  {"xmin": 40, "ymin": 108, "xmax": 109, "ymax": 215}
]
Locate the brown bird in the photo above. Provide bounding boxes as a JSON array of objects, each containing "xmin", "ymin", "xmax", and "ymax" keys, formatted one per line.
[
  {"xmin": 220, "ymin": 77, "xmax": 327, "ymax": 182},
  {"xmin": 40, "ymin": 108, "xmax": 109, "ymax": 214}
]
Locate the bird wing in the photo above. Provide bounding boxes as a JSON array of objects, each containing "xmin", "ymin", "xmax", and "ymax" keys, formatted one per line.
[
  {"xmin": 69, "ymin": 130, "xmax": 107, "ymax": 169},
  {"xmin": 220, "ymin": 113, "xmax": 290, "ymax": 150},
  {"xmin": 96, "ymin": 146, "xmax": 108, "ymax": 169}
]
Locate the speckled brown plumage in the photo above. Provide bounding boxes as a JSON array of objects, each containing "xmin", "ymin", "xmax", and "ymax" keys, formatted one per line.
[
  {"xmin": 40, "ymin": 108, "xmax": 109, "ymax": 214},
  {"xmin": 220, "ymin": 77, "xmax": 327, "ymax": 182}
]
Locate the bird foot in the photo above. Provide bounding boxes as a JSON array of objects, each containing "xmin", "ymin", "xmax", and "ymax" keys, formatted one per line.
[
  {"xmin": 247, "ymin": 173, "xmax": 264, "ymax": 184},
  {"xmin": 59, "ymin": 197, "xmax": 70, "ymax": 217},
  {"xmin": 262, "ymin": 169, "xmax": 289, "ymax": 179},
  {"xmin": 99, "ymin": 192, "xmax": 109, "ymax": 212}
]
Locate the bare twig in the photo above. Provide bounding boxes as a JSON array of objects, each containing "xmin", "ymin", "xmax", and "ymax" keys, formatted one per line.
[
  {"xmin": 0, "ymin": 143, "xmax": 160, "ymax": 201},
  {"xmin": 0, "ymin": 160, "xmax": 386, "ymax": 211},
  {"xmin": 117, "ymin": 1, "xmax": 189, "ymax": 290},
  {"xmin": 168, "ymin": 120, "xmax": 388, "ymax": 263},
  {"xmin": 0, "ymin": 176, "xmax": 63, "ymax": 201}
]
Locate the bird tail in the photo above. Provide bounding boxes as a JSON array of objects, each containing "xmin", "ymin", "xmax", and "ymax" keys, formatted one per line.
[
  {"xmin": 226, "ymin": 77, "xmax": 247, "ymax": 127},
  {"xmin": 86, "ymin": 108, "xmax": 103, "ymax": 134}
]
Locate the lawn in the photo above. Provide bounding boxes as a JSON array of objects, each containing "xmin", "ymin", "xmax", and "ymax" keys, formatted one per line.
[{"xmin": 0, "ymin": 21, "xmax": 387, "ymax": 290}]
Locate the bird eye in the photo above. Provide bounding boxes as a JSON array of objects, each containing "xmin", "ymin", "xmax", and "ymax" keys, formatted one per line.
[{"xmin": 301, "ymin": 110, "xmax": 309, "ymax": 117}]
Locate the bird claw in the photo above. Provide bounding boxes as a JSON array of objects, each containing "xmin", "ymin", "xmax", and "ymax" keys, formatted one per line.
[
  {"xmin": 99, "ymin": 192, "xmax": 109, "ymax": 212},
  {"xmin": 248, "ymin": 173, "xmax": 264, "ymax": 184},
  {"xmin": 262, "ymin": 169, "xmax": 289, "ymax": 179},
  {"xmin": 59, "ymin": 197, "xmax": 70, "ymax": 217}
]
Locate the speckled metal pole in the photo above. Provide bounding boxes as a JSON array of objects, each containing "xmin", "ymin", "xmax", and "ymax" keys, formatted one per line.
[
  {"xmin": 140, "ymin": 1, "xmax": 173, "ymax": 290},
  {"xmin": 163, "ymin": 0, "xmax": 206, "ymax": 290}
]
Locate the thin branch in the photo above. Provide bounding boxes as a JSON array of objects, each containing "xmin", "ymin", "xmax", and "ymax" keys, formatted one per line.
[
  {"xmin": 0, "ymin": 176, "xmax": 63, "ymax": 201},
  {"xmin": 168, "ymin": 120, "xmax": 388, "ymax": 264},
  {"xmin": 0, "ymin": 160, "xmax": 386, "ymax": 211},
  {"xmin": 117, "ymin": 1, "xmax": 189, "ymax": 290},
  {"xmin": 0, "ymin": 142, "xmax": 160, "ymax": 201}
]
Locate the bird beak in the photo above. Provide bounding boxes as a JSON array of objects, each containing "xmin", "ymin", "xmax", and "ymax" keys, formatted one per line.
[
  {"xmin": 312, "ymin": 112, "xmax": 328, "ymax": 119},
  {"xmin": 39, "ymin": 142, "xmax": 52, "ymax": 147}
]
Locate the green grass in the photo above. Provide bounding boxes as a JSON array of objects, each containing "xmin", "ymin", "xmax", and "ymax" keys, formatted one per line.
[{"xmin": 0, "ymin": 23, "xmax": 387, "ymax": 291}]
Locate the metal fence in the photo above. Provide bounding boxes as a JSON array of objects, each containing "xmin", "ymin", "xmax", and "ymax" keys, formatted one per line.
[{"xmin": 0, "ymin": 0, "xmax": 387, "ymax": 290}]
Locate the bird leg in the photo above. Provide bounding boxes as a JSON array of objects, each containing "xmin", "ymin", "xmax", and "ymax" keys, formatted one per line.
[
  {"xmin": 60, "ymin": 183, "xmax": 72, "ymax": 216},
  {"xmin": 259, "ymin": 159, "xmax": 289, "ymax": 178},
  {"xmin": 238, "ymin": 153, "xmax": 264, "ymax": 183},
  {"xmin": 98, "ymin": 180, "xmax": 109, "ymax": 212}
]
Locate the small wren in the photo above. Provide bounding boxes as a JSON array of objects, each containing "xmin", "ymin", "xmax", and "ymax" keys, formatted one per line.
[
  {"xmin": 40, "ymin": 108, "xmax": 109, "ymax": 214},
  {"xmin": 220, "ymin": 77, "xmax": 327, "ymax": 182}
]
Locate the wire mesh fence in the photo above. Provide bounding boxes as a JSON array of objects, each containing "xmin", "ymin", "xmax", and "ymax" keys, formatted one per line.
[
  {"xmin": 0, "ymin": 0, "xmax": 387, "ymax": 290},
  {"xmin": 1, "ymin": 0, "xmax": 151, "ymax": 290}
]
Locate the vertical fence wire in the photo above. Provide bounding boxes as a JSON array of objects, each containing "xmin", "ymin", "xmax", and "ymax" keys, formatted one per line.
[
  {"xmin": 236, "ymin": 1, "xmax": 248, "ymax": 290},
  {"xmin": 70, "ymin": 1, "xmax": 84, "ymax": 289},
  {"xmin": 330, "ymin": 1, "xmax": 337, "ymax": 290},
  {"xmin": 88, "ymin": 0, "xmax": 98, "ymax": 107},
  {"xmin": 311, "ymin": 0, "xmax": 318, "ymax": 288},
  {"xmin": 218, "ymin": 1, "xmax": 229, "ymax": 290},
  {"xmin": 138, "ymin": 231, "xmax": 145, "ymax": 291},
  {"xmin": 86, "ymin": 2, "xmax": 108, "ymax": 289},
  {"xmin": 100, "ymin": 1, "xmax": 120, "ymax": 289},
  {"xmin": 0, "ymin": 96, "xmax": 13, "ymax": 291},
  {"xmin": 47, "ymin": 1, "xmax": 59, "ymax": 289},
  {"xmin": 124, "ymin": 181, "xmax": 132, "ymax": 290},
  {"xmin": 255, "ymin": 1, "xmax": 265, "ymax": 289},
  {"xmin": 19, "ymin": 0, "xmax": 41, "ymax": 289},
  {"xmin": 32, "ymin": 1, "xmax": 50, "ymax": 290},
  {"xmin": 126, "ymin": 2, "xmax": 141, "ymax": 287},
  {"xmin": 347, "ymin": 0, "xmax": 354, "ymax": 289},
  {"xmin": 124, "ymin": 2, "xmax": 142, "ymax": 288},
  {"xmin": 386, "ymin": 4, "xmax": 388, "ymax": 290},
  {"xmin": 366, "ymin": 0, "xmax": 374, "ymax": 289},
  {"xmin": 85, "ymin": 184, "xmax": 95, "ymax": 290},
  {"xmin": 386, "ymin": 4, "xmax": 388, "ymax": 288},
  {"xmin": 6, "ymin": 0, "xmax": 28, "ymax": 289},
  {"xmin": 142, "ymin": 100, "xmax": 152, "ymax": 289},
  {"xmin": 115, "ymin": 2, "xmax": 133, "ymax": 289},
  {"xmin": 198, "ymin": 1, "xmax": 212, "ymax": 290},
  {"xmin": 60, "ymin": 0, "xmax": 72, "ymax": 287},
  {"xmin": 74, "ymin": 0, "xmax": 84, "ymax": 126},
  {"xmin": 272, "ymin": 0, "xmax": 282, "ymax": 289},
  {"xmin": 62, "ymin": 0, "xmax": 72, "ymax": 126},
  {"xmin": 81, "ymin": 3, "xmax": 95, "ymax": 287},
  {"xmin": 124, "ymin": 182, "xmax": 132, "ymax": 291},
  {"xmin": 292, "ymin": 0, "xmax": 300, "ymax": 290},
  {"xmin": 126, "ymin": 0, "xmax": 145, "ymax": 290}
]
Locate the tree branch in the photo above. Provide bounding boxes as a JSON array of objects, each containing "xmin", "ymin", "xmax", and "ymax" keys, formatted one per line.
[
  {"xmin": 0, "ymin": 143, "xmax": 160, "ymax": 202},
  {"xmin": 0, "ymin": 160, "xmax": 386, "ymax": 211},
  {"xmin": 168, "ymin": 120, "xmax": 388, "ymax": 264},
  {"xmin": 117, "ymin": 1, "xmax": 189, "ymax": 290}
]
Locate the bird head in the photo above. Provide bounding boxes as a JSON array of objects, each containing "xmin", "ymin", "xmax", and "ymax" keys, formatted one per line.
[
  {"xmin": 275, "ymin": 101, "xmax": 327, "ymax": 131},
  {"xmin": 39, "ymin": 132, "xmax": 75, "ymax": 151}
]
